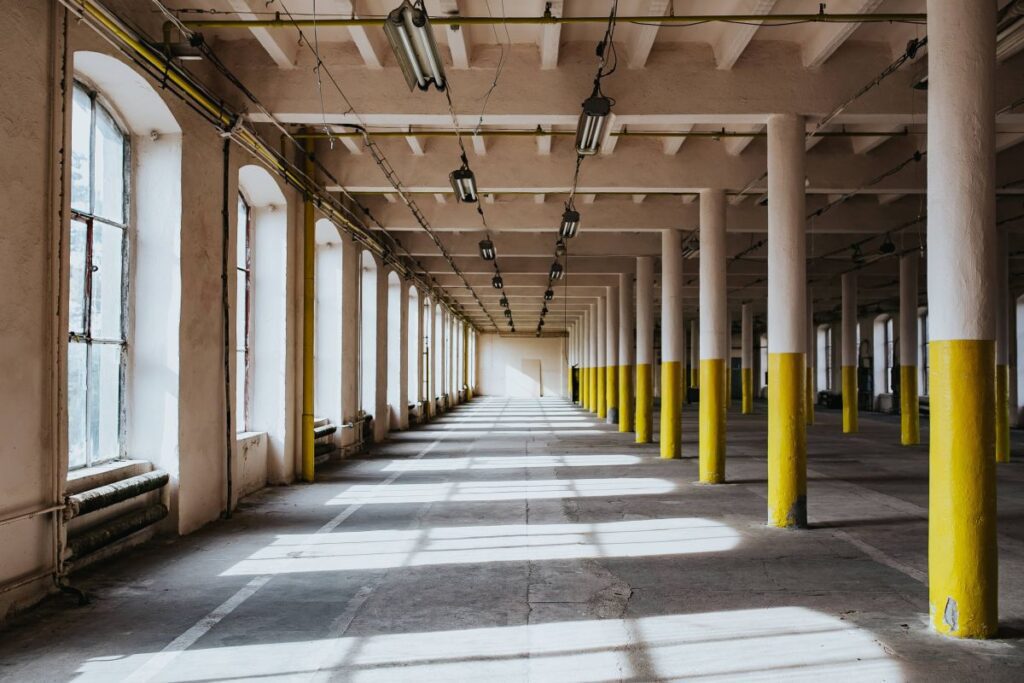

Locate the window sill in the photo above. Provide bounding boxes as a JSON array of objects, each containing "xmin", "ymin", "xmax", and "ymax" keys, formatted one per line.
[
  {"xmin": 236, "ymin": 431, "xmax": 266, "ymax": 443},
  {"xmin": 66, "ymin": 459, "xmax": 153, "ymax": 496}
]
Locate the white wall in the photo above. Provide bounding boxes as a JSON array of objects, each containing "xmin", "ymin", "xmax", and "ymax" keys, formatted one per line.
[{"xmin": 478, "ymin": 335, "xmax": 567, "ymax": 398}]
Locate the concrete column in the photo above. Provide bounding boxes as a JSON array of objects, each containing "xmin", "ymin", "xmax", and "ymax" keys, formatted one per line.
[
  {"xmin": 597, "ymin": 295, "xmax": 607, "ymax": 418},
  {"xmin": 699, "ymin": 188, "xmax": 728, "ymax": 482},
  {"xmin": 841, "ymin": 273, "xmax": 858, "ymax": 433},
  {"xmin": 830, "ymin": 323, "xmax": 842, "ymax": 396},
  {"xmin": 926, "ymin": 0, "xmax": 998, "ymax": 639},
  {"xmin": 398, "ymin": 283, "xmax": 410, "ymax": 429},
  {"xmin": 589, "ymin": 303, "xmax": 598, "ymax": 413},
  {"xmin": 606, "ymin": 285, "xmax": 619, "ymax": 424},
  {"xmin": 415, "ymin": 291, "xmax": 425, "ymax": 406},
  {"xmin": 619, "ymin": 272, "xmax": 635, "ymax": 432},
  {"xmin": 373, "ymin": 265, "xmax": 389, "ymax": 442},
  {"xmin": 439, "ymin": 308, "xmax": 448, "ymax": 411},
  {"xmin": 741, "ymin": 303, "xmax": 754, "ymax": 414},
  {"xmin": 636, "ymin": 257, "xmax": 654, "ymax": 442},
  {"xmin": 900, "ymin": 252, "xmax": 920, "ymax": 445},
  {"xmin": 341, "ymin": 240, "xmax": 360, "ymax": 444},
  {"xmin": 661, "ymin": 229, "xmax": 684, "ymax": 459},
  {"xmin": 767, "ymin": 112, "xmax": 807, "ymax": 529},
  {"xmin": 806, "ymin": 289, "xmax": 815, "ymax": 425},
  {"xmin": 689, "ymin": 319, "xmax": 700, "ymax": 388},
  {"xmin": 997, "ymin": 231, "xmax": 1010, "ymax": 462}
]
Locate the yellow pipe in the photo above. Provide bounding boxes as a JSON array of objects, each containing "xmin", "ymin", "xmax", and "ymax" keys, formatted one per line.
[
  {"xmin": 699, "ymin": 359, "xmax": 727, "ymax": 483},
  {"xmin": 636, "ymin": 364, "xmax": 653, "ymax": 443},
  {"xmin": 900, "ymin": 366, "xmax": 920, "ymax": 446},
  {"xmin": 607, "ymin": 365, "xmax": 618, "ymax": 422},
  {"xmin": 806, "ymin": 366, "xmax": 815, "ymax": 425},
  {"xmin": 741, "ymin": 367, "xmax": 753, "ymax": 414},
  {"xmin": 619, "ymin": 365, "xmax": 634, "ymax": 432},
  {"xmin": 768, "ymin": 353, "xmax": 806, "ymax": 528},
  {"xmin": 301, "ymin": 137, "xmax": 316, "ymax": 483},
  {"xmin": 996, "ymin": 364, "xmax": 1010, "ymax": 462},
  {"xmin": 842, "ymin": 366, "xmax": 858, "ymax": 433},
  {"xmin": 660, "ymin": 361, "xmax": 682, "ymax": 459},
  {"xmin": 597, "ymin": 365, "xmax": 607, "ymax": 418},
  {"xmin": 929, "ymin": 340, "xmax": 997, "ymax": 638}
]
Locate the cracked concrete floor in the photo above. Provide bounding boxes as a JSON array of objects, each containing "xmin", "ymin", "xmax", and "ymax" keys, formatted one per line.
[{"xmin": 2, "ymin": 396, "xmax": 1024, "ymax": 681}]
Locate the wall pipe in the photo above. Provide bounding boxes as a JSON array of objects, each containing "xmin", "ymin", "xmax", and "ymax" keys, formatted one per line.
[
  {"xmin": 181, "ymin": 13, "xmax": 927, "ymax": 29},
  {"xmin": 292, "ymin": 129, "xmax": 911, "ymax": 140}
]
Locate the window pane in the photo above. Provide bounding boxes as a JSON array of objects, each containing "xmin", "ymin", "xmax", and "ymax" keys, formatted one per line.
[
  {"xmin": 236, "ymin": 273, "xmax": 247, "ymax": 353},
  {"xmin": 236, "ymin": 348, "xmax": 247, "ymax": 430},
  {"xmin": 89, "ymin": 343, "xmax": 122, "ymax": 463},
  {"xmin": 69, "ymin": 220, "xmax": 88, "ymax": 335},
  {"xmin": 94, "ymin": 105, "xmax": 125, "ymax": 224},
  {"xmin": 90, "ymin": 223, "xmax": 124, "ymax": 340},
  {"xmin": 237, "ymin": 198, "xmax": 248, "ymax": 268},
  {"xmin": 68, "ymin": 342, "xmax": 88, "ymax": 469},
  {"xmin": 71, "ymin": 87, "xmax": 92, "ymax": 214}
]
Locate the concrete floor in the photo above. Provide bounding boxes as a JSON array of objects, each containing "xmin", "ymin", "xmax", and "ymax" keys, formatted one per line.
[{"xmin": 2, "ymin": 397, "xmax": 1024, "ymax": 681}]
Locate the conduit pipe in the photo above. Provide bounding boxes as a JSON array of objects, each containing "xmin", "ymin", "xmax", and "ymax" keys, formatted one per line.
[{"xmin": 292, "ymin": 129, "xmax": 910, "ymax": 140}]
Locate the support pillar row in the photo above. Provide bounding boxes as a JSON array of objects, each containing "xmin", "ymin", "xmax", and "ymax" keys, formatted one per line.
[
  {"xmin": 841, "ymin": 272, "xmax": 858, "ymax": 434},
  {"xmin": 661, "ymin": 230, "xmax": 684, "ymax": 459},
  {"xmin": 699, "ymin": 188, "xmax": 728, "ymax": 483}
]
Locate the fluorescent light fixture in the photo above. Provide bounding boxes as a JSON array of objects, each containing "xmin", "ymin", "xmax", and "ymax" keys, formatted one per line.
[
  {"xmin": 450, "ymin": 166, "xmax": 477, "ymax": 202},
  {"xmin": 549, "ymin": 261, "xmax": 564, "ymax": 280},
  {"xmin": 559, "ymin": 208, "xmax": 580, "ymax": 238},
  {"xmin": 478, "ymin": 239, "xmax": 496, "ymax": 261},
  {"xmin": 384, "ymin": 1, "xmax": 446, "ymax": 92},
  {"xmin": 575, "ymin": 94, "xmax": 612, "ymax": 155}
]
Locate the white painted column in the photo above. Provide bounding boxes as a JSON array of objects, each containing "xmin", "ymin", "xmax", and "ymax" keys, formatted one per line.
[
  {"xmin": 636, "ymin": 257, "xmax": 654, "ymax": 441},
  {"xmin": 741, "ymin": 303, "xmax": 754, "ymax": 414},
  {"xmin": 398, "ymin": 281, "xmax": 409, "ymax": 429},
  {"xmin": 689, "ymin": 319, "xmax": 700, "ymax": 389},
  {"xmin": 606, "ymin": 285, "xmax": 619, "ymax": 424},
  {"xmin": 841, "ymin": 272, "xmax": 858, "ymax": 433},
  {"xmin": 766, "ymin": 112, "xmax": 807, "ymax": 529},
  {"xmin": 340, "ymin": 240, "xmax": 360, "ymax": 447},
  {"xmin": 619, "ymin": 271, "xmax": 635, "ymax": 432},
  {"xmin": 661, "ymin": 229, "xmax": 684, "ymax": 458},
  {"xmin": 597, "ymin": 294, "xmax": 607, "ymax": 418},
  {"xmin": 699, "ymin": 188, "xmax": 728, "ymax": 482},
  {"xmin": 899, "ymin": 252, "xmax": 920, "ymax": 444},
  {"xmin": 925, "ymin": 0, "xmax": 998, "ymax": 638},
  {"xmin": 588, "ymin": 302, "xmax": 598, "ymax": 413},
  {"xmin": 373, "ymin": 264, "xmax": 389, "ymax": 442}
]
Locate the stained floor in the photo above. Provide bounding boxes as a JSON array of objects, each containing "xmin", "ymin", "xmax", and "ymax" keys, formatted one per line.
[{"xmin": 2, "ymin": 397, "xmax": 1024, "ymax": 681}]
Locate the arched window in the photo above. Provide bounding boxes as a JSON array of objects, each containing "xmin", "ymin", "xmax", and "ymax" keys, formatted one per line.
[
  {"xmin": 359, "ymin": 251, "xmax": 378, "ymax": 415},
  {"xmin": 68, "ymin": 82, "xmax": 129, "ymax": 469},
  {"xmin": 407, "ymin": 287, "xmax": 420, "ymax": 403},
  {"xmin": 236, "ymin": 193, "xmax": 252, "ymax": 429}
]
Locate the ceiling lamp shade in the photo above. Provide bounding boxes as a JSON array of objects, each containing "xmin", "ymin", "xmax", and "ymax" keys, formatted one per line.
[
  {"xmin": 504, "ymin": 309, "xmax": 512, "ymax": 319},
  {"xmin": 549, "ymin": 261, "xmax": 564, "ymax": 280},
  {"xmin": 499, "ymin": 294, "xmax": 509, "ymax": 308},
  {"xmin": 450, "ymin": 166, "xmax": 478, "ymax": 203},
  {"xmin": 384, "ymin": 1, "xmax": 446, "ymax": 92},
  {"xmin": 541, "ymin": 305, "xmax": 548, "ymax": 315},
  {"xmin": 559, "ymin": 208, "xmax": 580, "ymax": 238},
  {"xmin": 544, "ymin": 289, "xmax": 554, "ymax": 301},
  {"xmin": 575, "ymin": 94, "xmax": 612, "ymax": 156},
  {"xmin": 492, "ymin": 274, "xmax": 504, "ymax": 289},
  {"xmin": 478, "ymin": 239, "xmax": 496, "ymax": 261}
]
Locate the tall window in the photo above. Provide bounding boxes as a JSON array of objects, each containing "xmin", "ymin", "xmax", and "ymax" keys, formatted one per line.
[
  {"xmin": 68, "ymin": 83, "xmax": 129, "ymax": 469},
  {"xmin": 236, "ymin": 195, "xmax": 252, "ymax": 430},
  {"xmin": 823, "ymin": 326, "xmax": 833, "ymax": 392},
  {"xmin": 883, "ymin": 317, "xmax": 895, "ymax": 393}
]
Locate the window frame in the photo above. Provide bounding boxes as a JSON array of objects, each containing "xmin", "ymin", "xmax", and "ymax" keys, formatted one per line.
[
  {"xmin": 883, "ymin": 316, "xmax": 895, "ymax": 394},
  {"xmin": 236, "ymin": 193, "xmax": 253, "ymax": 431},
  {"xmin": 68, "ymin": 81, "xmax": 131, "ymax": 470}
]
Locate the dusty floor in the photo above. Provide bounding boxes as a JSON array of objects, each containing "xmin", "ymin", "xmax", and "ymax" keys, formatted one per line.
[{"xmin": 2, "ymin": 396, "xmax": 1024, "ymax": 681}]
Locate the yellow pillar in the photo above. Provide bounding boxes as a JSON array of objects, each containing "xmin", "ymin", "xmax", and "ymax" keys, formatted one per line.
[
  {"xmin": 661, "ymin": 230, "xmax": 685, "ymax": 459},
  {"xmin": 841, "ymin": 273, "xmax": 858, "ymax": 434},
  {"xmin": 635, "ymin": 257, "xmax": 654, "ymax": 443},
  {"xmin": 619, "ymin": 365, "xmax": 633, "ymax": 432},
  {"xmin": 768, "ymin": 353, "xmax": 807, "ymax": 526},
  {"xmin": 607, "ymin": 365, "xmax": 618, "ymax": 422},
  {"xmin": 842, "ymin": 366, "xmax": 857, "ymax": 433},
  {"xmin": 741, "ymin": 369, "xmax": 753, "ymax": 414},
  {"xmin": 741, "ymin": 303, "xmax": 753, "ymax": 415},
  {"xmin": 597, "ymin": 365, "xmax": 607, "ymax": 418},
  {"xmin": 589, "ymin": 364, "xmax": 598, "ymax": 413},
  {"xmin": 996, "ymin": 364, "xmax": 1010, "ymax": 462},
  {"xmin": 660, "ymin": 362, "xmax": 682, "ymax": 458},
  {"xmin": 901, "ymin": 367, "xmax": 919, "ymax": 445},
  {"xmin": 636, "ymin": 364, "xmax": 652, "ymax": 442},
  {"xmin": 699, "ymin": 359, "xmax": 727, "ymax": 483}
]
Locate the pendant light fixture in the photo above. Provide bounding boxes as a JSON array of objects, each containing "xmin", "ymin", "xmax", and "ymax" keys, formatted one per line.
[
  {"xmin": 450, "ymin": 155, "xmax": 478, "ymax": 203},
  {"xmin": 549, "ymin": 261, "xmax": 564, "ymax": 280},
  {"xmin": 492, "ymin": 273, "xmax": 504, "ymax": 289},
  {"xmin": 478, "ymin": 238, "xmax": 496, "ymax": 261},
  {"xmin": 384, "ymin": 0, "xmax": 446, "ymax": 92},
  {"xmin": 504, "ymin": 309, "xmax": 512, "ymax": 319},
  {"xmin": 575, "ymin": 94, "xmax": 612, "ymax": 156},
  {"xmin": 559, "ymin": 205, "xmax": 580, "ymax": 238},
  {"xmin": 544, "ymin": 289, "xmax": 554, "ymax": 301},
  {"xmin": 499, "ymin": 294, "xmax": 509, "ymax": 308}
]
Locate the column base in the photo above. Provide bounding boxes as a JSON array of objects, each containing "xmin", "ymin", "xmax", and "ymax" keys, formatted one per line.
[
  {"xmin": 768, "ymin": 353, "xmax": 806, "ymax": 528},
  {"xmin": 660, "ymin": 361, "xmax": 682, "ymax": 459},
  {"xmin": 618, "ymin": 365, "xmax": 634, "ymax": 432},
  {"xmin": 842, "ymin": 366, "xmax": 858, "ymax": 433},
  {"xmin": 699, "ymin": 359, "xmax": 727, "ymax": 483},
  {"xmin": 900, "ymin": 366, "xmax": 920, "ymax": 445},
  {"xmin": 636, "ymin": 363, "xmax": 653, "ymax": 443},
  {"xmin": 741, "ymin": 367, "xmax": 753, "ymax": 414}
]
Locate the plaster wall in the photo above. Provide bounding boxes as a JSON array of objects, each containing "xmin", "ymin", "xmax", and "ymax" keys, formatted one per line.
[{"xmin": 478, "ymin": 335, "xmax": 567, "ymax": 398}]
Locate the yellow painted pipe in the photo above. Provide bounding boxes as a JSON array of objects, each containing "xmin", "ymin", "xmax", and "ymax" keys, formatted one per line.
[
  {"xmin": 660, "ymin": 361, "xmax": 682, "ymax": 459},
  {"xmin": 741, "ymin": 367, "xmax": 753, "ymax": 414},
  {"xmin": 699, "ymin": 359, "xmax": 727, "ymax": 483},
  {"xmin": 636, "ymin": 364, "xmax": 653, "ymax": 443},
  {"xmin": 842, "ymin": 366, "xmax": 858, "ymax": 433},
  {"xmin": 929, "ymin": 340, "xmax": 997, "ymax": 638},
  {"xmin": 607, "ymin": 365, "xmax": 618, "ymax": 422},
  {"xmin": 806, "ymin": 366, "xmax": 815, "ymax": 425},
  {"xmin": 301, "ymin": 137, "xmax": 316, "ymax": 483},
  {"xmin": 597, "ymin": 366, "xmax": 607, "ymax": 418},
  {"xmin": 619, "ymin": 365, "xmax": 634, "ymax": 432},
  {"xmin": 767, "ymin": 353, "xmax": 806, "ymax": 528},
  {"xmin": 996, "ymin": 364, "xmax": 1010, "ymax": 463},
  {"xmin": 900, "ymin": 366, "xmax": 919, "ymax": 446}
]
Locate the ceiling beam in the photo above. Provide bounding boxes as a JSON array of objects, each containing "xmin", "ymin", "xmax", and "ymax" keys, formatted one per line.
[
  {"xmin": 801, "ymin": 0, "xmax": 883, "ymax": 68},
  {"xmin": 225, "ymin": 0, "xmax": 298, "ymax": 69},
  {"xmin": 714, "ymin": 0, "xmax": 778, "ymax": 70},
  {"xmin": 430, "ymin": 0, "xmax": 471, "ymax": 69},
  {"xmin": 332, "ymin": 0, "xmax": 384, "ymax": 68},
  {"xmin": 539, "ymin": 0, "xmax": 564, "ymax": 69},
  {"xmin": 627, "ymin": 0, "xmax": 671, "ymax": 69}
]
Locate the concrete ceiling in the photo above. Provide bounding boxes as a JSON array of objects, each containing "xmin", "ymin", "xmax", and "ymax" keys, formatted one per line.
[{"xmin": 166, "ymin": 0, "xmax": 1024, "ymax": 332}]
